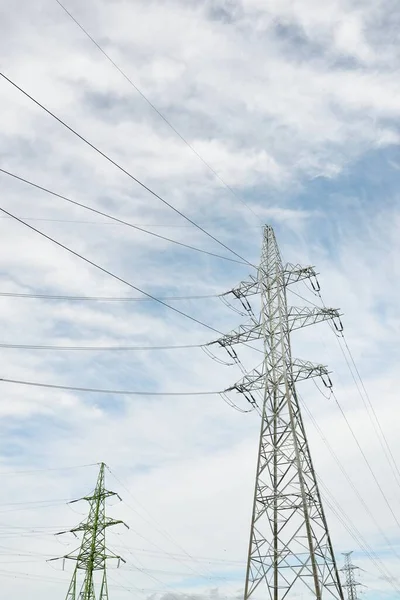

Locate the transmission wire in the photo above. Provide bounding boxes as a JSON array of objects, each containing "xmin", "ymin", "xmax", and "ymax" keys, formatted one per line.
[
  {"xmin": 340, "ymin": 331, "xmax": 400, "ymax": 483},
  {"xmin": 290, "ymin": 283, "xmax": 400, "ymax": 495},
  {"xmin": 0, "ymin": 377, "xmax": 222, "ymax": 396},
  {"xmin": 331, "ymin": 390, "xmax": 400, "ymax": 532},
  {"xmin": 314, "ymin": 286, "xmax": 400, "ymax": 493},
  {"xmin": 0, "ymin": 71, "xmax": 254, "ymax": 268},
  {"xmin": 0, "ymin": 168, "xmax": 246, "ymax": 266},
  {"xmin": 0, "ymin": 291, "xmax": 222, "ymax": 301},
  {"xmin": 319, "ymin": 484, "xmax": 400, "ymax": 594},
  {"xmin": 0, "ymin": 206, "xmax": 268, "ymax": 365},
  {"xmin": 0, "ymin": 342, "xmax": 209, "ymax": 351},
  {"xmin": 299, "ymin": 396, "xmax": 400, "ymax": 562},
  {"xmin": 53, "ymin": 0, "xmax": 263, "ymax": 225},
  {"xmin": 0, "ymin": 206, "xmax": 223, "ymax": 334},
  {"xmin": 108, "ymin": 473, "xmax": 232, "ymax": 589}
]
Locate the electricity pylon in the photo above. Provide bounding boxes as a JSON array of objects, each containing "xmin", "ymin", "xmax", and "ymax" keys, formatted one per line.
[
  {"xmin": 212, "ymin": 225, "xmax": 344, "ymax": 600},
  {"xmin": 341, "ymin": 552, "xmax": 361, "ymax": 600},
  {"xmin": 52, "ymin": 462, "xmax": 127, "ymax": 600}
]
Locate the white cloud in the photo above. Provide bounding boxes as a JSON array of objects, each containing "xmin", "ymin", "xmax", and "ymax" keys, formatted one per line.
[{"xmin": 0, "ymin": 0, "xmax": 399, "ymax": 598}]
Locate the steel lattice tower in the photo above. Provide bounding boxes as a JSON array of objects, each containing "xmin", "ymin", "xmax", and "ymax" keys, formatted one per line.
[
  {"xmin": 340, "ymin": 552, "xmax": 361, "ymax": 600},
  {"xmin": 213, "ymin": 226, "xmax": 344, "ymax": 600},
  {"xmin": 54, "ymin": 463, "xmax": 127, "ymax": 600}
]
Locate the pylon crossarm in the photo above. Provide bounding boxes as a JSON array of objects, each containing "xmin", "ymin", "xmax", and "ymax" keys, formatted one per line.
[
  {"xmin": 227, "ymin": 363, "xmax": 265, "ymax": 393},
  {"xmin": 229, "ymin": 359, "xmax": 331, "ymax": 395},
  {"xmin": 288, "ymin": 306, "xmax": 342, "ymax": 331},
  {"xmin": 227, "ymin": 274, "xmax": 260, "ymax": 300},
  {"xmin": 291, "ymin": 359, "xmax": 332, "ymax": 385},
  {"xmin": 101, "ymin": 552, "xmax": 126, "ymax": 564},
  {"xmin": 77, "ymin": 490, "xmax": 117, "ymax": 503},
  {"xmin": 283, "ymin": 263, "xmax": 320, "ymax": 289},
  {"xmin": 210, "ymin": 318, "xmax": 262, "ymax": 347},
  {"xmin": 104, "ymin": 518, "xmax": 129, "ymax": 530}
]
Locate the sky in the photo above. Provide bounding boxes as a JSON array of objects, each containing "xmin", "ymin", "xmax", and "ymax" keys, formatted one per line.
[{"xmin": 0, "ymin": 0, "xmax": 399, "ymax": 598}]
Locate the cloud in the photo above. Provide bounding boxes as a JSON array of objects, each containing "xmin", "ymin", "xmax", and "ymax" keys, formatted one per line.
[{"xmin": 0, "ymin": 0, "xmax": 399, "ymax": 599}]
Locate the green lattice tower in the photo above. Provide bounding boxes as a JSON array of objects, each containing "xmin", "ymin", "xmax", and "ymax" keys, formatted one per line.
[{"xmin": 57, "ymin": 463, "xmax": 126, "ymax": 600}]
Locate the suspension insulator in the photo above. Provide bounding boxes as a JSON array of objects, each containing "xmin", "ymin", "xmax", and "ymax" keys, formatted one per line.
[
  {"xmin": 321, "ymin": 374, "xmax": 333, "ymax": 389},
  {"xmin": 224, "ymin": 345, "xmax": 239, "ymax": 361},
  {"xmin": 240, "ymin": 296, "xmax": 253, "ymax": 313},
  {"xmin": 333, "ymin": 317, "xmax": 344, "ymax": 332},
  {"xmin": 311, "ymin": 276, "xmax": 321, "ymax": 292}
]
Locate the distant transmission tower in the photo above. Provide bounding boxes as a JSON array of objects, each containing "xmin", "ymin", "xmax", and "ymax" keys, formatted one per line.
[
  {"xmin": 53, "ymin": 462, "xmax": 127, "ymax": 600},
  {"xmin": 214, "ymin": 225, "xmax": 344, "ymax": 600},
  {"xmin": 341, "ymin": 552, "xmax": 361, "ymax": 600}
]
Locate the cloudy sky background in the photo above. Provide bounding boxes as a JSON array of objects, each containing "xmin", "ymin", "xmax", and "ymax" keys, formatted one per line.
[{"xmin": 0, "ymin": 0, "xmax": 399, "ymax": 598}]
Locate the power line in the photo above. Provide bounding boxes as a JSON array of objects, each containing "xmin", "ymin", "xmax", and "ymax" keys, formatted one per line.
[
  {"xmin": 0, "ymin": 168, "xmax": 247, "ymax": 266},
  {"xmin": 0, "ymin": 217, "xmax": 193, "ymax": 226},
  {"xmin": 0, "ymin": 206, "xmax": 223, "ymax": 335},
  {"xmin": 332, "ymin": 390, "xmax": 400, "ymax": 532},
  {"xmin": 310, "ymin": 285, "xmax": 400, "ymax": 499},
  {"xmin": 319, "ymin": 485, "xmax": 400, "ymax": 595},
  {"xmin": 107, "ymin": 466, "xmax": 235, "ymax": 586},
  {"xmin": 0, "ymin": 206, "xmax": 265, "ymax": 365},
  {"xmin": 340, "ymin": 330, "xmax": 400, "ymax": 484},
  {"xmin": 0, "ymin": 463, "xmax": 97, "ymax": 475},
  {"xmin": 0, "ymin": 71, "xmax": 254, "ymax": 268},
  {"xmin": 0, "ymin": 291, "xmax": 222, "ymax": 301},
  {"xmin": 299, "ymin": 396, "xmax": 400, "ymax": 562},
  {"xmin": 53, "ymin": 0, "xmax": 263, "ymax": 225},
  {"xmin": 0, "ymin": 342, "xmax": 207, "ymax": 351},
  {"xmin": 291, "ymin": 283, "xmax": 400, "ymax": 499},
  {"xmin": 300, "ymin": 396, "xmax": 400, "ymax": 590},
  {"xmin": 0, "ymin": 377, "xmax": 222, "ymax": 396}
]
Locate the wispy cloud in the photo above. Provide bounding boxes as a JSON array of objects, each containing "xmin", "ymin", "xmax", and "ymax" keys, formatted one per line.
[{"xmin": 0, "ymin": 0, "xmax": 399, "ymax": 598}]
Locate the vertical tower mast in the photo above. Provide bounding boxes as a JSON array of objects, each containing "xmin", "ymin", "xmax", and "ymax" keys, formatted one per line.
[
  {"xmin": 341, "ymin": 552, "xmax": 361, "ymax": 600},
  {"xmin": 213, "ymin": 225, "xmax": 344, "ymax": 600},
  {"xmin": 54, "ymin": 463, "xmax": 127, "ymax": 600}
]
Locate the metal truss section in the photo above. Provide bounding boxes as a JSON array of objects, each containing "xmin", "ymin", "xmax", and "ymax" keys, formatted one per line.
[
  {"xmin": 212, "ymin": 319, "xmax": 262, "ymax": 347},
  {"xmin": 291, "ymin": 359, "xmax": 331, "ymax": 383},
  {"xmin": 213, "ymin": 306, "xmax": 341, "ymax": 349},
  {"xmin": 228, "ymin": 359, "xmax": 330, "ymax": 395},
  {"xmin": 228, "ymin": 274, "xmax": 260, "ymax": 299},
  {"xmin": 288, "ymin": 306, "xmax": 341, "ymax": 331},
  {"xmin": 283, "ymin": 263, "xmax": 320, "ymax": 288},
  {"xmin": 242, "ymin": 225, "xmax": 344, "ymax": 600}
]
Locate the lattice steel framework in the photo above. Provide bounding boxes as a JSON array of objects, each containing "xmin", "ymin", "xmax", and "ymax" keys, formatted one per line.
[
  {"xmin": 213, "ymin": 226, "xmax": 344, "ymax": 600},
  {"xmin": 341, "ymin": 552, "xmax": 361, "ymax": 600},
  {"xmin": 55, "ymin": 463, "xmax": 126, "ymax": 600}
]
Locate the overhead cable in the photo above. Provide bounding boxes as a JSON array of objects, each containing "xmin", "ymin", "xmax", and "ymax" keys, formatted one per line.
[
  {"xmin": 0, "ymin": 291, "xmax": 222, "ymax": 301},
  {"xmin": 54, "ymin": 0, "xmax": 263, "ymax": 225},
  {"xmin": 320, "ymin": 484, "xmax": 400, "ymax": 595},
  {"xmin": 0, "ymin": 342, "xmax": 207, "ymax": 351},
  {"xmin": 314, "ymin": 286, "xmax": 400, "ymax": 495},
  {"xmin": 332, "ymin": 390, "xmax": 400, "ymax": 532},
  {"xmin": 0, "ymin": 71, "xmax": 254, "ymax": 268},
  {"xmin": 341, "ymin": 330, "xmax": 400, "ymax": 484},
  {"xmin": 0, "ymin": 377, "xmax": 222, "ymax": 396},
  {"xmin": 0, "ymin": 207, "xmax": 222, "ymax": 335},
  {"xmin": 0, "ymin": 168, "xmax": 247, "ymax": 266},
  {"xmin": 0, "ymin": 207, "xmax": 265, "ymax": 366},
  {"xmin": 290, "ymin": 283, "xmax": 400, "ymax": 498},
  {"xmin": 300, "ymin": 396, "xmax": 400, "ymax": 562},
  {"xmin": 0, "ymin": 463, "xmax": 97, "ymax": 475}
]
